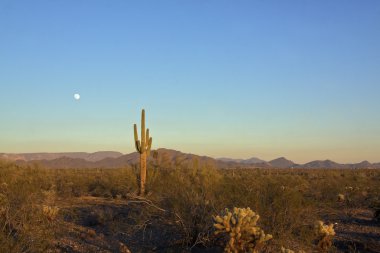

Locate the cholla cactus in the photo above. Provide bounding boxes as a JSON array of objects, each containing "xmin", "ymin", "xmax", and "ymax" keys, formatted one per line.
[
  {"xmin": 119, "ymin": 242, "xmax": 132, "ymax": 253},
  {"xmin": 281, "ymin": 247, "xmax": 306, "ymax": 253},
  {"xmin": 345, "ymin": 186, "xmax": 354, "ymax": 191},
  {"xmin": 42, "ymin": 205, "xmax": 59, "ymax": 222},
  {"xmin": 314, "ymin": 221, "xmax": 335, "ymax": 252},
  {"xmin": 337, "ymin": 193, "xmax": 345, "ymax": 202},
  {"xmin": 213, "ymin": 207, "xmax": 272, "ymax": 253}
]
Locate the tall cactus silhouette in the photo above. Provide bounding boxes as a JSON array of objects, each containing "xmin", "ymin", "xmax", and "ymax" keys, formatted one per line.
[{"xmin": 134, "ymin": 109, "xmax": 152, "ymax": 195}]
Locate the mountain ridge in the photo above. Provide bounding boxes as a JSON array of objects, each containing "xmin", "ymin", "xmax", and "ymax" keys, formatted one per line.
[
  {"xmin": 1, "ymin": 150, "xmax": 379, "ymax": 169},
  {"xmin": 0, "ymin": 151, "xmax": 123, "ymax": 162},
  {"xmin": 268, "ymin": 157, "xmax": 296, "ymax": 168}
]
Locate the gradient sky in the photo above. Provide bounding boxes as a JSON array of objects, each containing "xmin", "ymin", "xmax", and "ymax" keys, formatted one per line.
[{"xmin": 1, "ymin": 1, "xmax": 380, "ymax": 163}]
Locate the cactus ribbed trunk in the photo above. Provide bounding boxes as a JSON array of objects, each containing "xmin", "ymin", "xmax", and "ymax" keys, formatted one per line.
[
  {"xmin": 140, "ymin": 152, "xmax": 147, "ymax": 194},
  {"xmin": 133, "ymin": 109, "xmax": 152, "ymax": 196}
]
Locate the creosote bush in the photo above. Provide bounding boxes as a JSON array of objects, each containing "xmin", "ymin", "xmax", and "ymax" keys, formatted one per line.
[
  {"xmin": 213, "ymin": 207, "xmax": 272, "ymax": 253},
  {"xmin": 0, "ymin": 164, "xmax": 56, "ymax": 252}
]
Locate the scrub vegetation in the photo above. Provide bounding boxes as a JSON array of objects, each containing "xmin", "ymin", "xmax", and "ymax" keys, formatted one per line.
[{"xmin": 1, "ymin": 158, "xmax": 380, "ymax": 253}]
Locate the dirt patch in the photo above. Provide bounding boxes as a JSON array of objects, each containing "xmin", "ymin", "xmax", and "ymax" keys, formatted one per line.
[
  {"xmin": 56, "ymin": 196, "xmax": 187, "ymax": 253},
  {"xmin": 326, "ymin": 208, "xmax": 380, "ymax": 253}
]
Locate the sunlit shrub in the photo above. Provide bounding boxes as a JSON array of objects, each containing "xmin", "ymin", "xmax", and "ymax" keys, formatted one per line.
[
  {"xmin": 0, "ymin": 165, "xmax": 55, "ymax": 252},
  {"xmin": 42, "ymin": 205, "xmax": 59, "ymax": 222}
]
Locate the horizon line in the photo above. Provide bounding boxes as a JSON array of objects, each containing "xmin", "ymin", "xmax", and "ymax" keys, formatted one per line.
[{"xmin": 1, "ymin": 148, "xmax": 378, "ymax": 165}]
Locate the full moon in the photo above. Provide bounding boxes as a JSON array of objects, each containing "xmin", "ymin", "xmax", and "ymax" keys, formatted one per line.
[{"xmin": 74, "ymin": 93, "xmax": 80, "ymax": 100}]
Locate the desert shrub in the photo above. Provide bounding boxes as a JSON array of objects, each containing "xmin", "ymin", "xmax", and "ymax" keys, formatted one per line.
[
  {"xmin": 374, "ymin": 208, "xmax": 380, "ymax": 222},
  {"xmin": 89, "ymin": 178, "xmax": 113, "ymax": 198},
  {"xmin": 0, "ymin": 164, "xmax": 57, "ymax": 252},
  {"xmin": 83, "ymin": 206, "xmax": 116, "ymax": 226},
  {"xmin": 150, "ymin": 165, "xmax": 221, "ymax": 247},
  {"xmin": 53, "ymin": 168, "xmax": 138, "ymax": 198},
  {"xmin": 262, "ymin": 180, "xmax": 316, "ymax": 248},
  {"xmin": 213, "ymin": 170, "xmax": 261, "ymax": 209},
  {"xmin": 42, "ymin": 205, "xmax": 60, "ymax": 222},
  {"xmin": 371, "ymin": 198, "xmax": 380, "ymax": 222}
]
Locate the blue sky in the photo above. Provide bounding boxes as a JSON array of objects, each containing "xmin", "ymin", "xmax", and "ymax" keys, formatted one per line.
[{"xmin": 1, "ymin": 1, "xmax": 379, "ymax": 163}]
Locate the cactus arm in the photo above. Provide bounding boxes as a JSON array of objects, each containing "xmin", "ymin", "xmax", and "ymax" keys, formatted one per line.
[
  {"xmin": 134, "ymin": 124, "xmax": 142, "ymax": 153},
  {"xmin": 147, "ymin": 137, "xmax": 152, "ymax": 151},
  {"xmin": 146, "ymin": 137, "xmax": 152, "ymax": 156},
  {"xmin": 141, "ymin": 109, "xmax": 145, "ymax": 148},
  {"xmin": 146, "ymin": 129, "xmax": 150, "ymax": 147},
  {"xmin": 134, "ymin": 124, "xmax": 139, "ymax": 141},
  {"xmin": 135, "ymin": 140, "xmax": 141, "ymax": 153}
]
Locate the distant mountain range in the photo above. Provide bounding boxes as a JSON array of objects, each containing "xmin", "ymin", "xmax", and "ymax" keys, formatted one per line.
[
  {"xmin": 0, "ymin": 150, "xmax": 379, "ymax": 169},
  {"xmin": 0, "ymin": 151, "xmax": 123, "ymax": 162}
]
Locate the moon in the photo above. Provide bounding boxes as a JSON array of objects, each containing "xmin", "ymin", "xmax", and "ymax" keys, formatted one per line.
[{"xmin": 74, "ymin": 93, "xmax": 80, "ymax": 100}]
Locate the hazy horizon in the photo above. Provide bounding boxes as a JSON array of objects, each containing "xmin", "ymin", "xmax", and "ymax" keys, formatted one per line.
[
  {"xmin": 1, "ymin": 1, "xmax": 380, "ymax": 164},
  {"xmin": 1, "ymin": 147, "xmax": 379, "ymax": 165}
]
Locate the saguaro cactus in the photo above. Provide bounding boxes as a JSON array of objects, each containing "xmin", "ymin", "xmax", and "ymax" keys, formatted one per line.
[{"xmin": 134, "ymin": 109, "xmax": 152, "ymax": 195}]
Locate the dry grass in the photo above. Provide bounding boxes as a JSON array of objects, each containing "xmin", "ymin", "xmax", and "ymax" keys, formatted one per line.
[{"xmin": 1, "ymin": 159, "xmax": 379, "ymax": 252}]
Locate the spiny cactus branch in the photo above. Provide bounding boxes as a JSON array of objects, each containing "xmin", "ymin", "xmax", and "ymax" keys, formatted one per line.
[{"xmin": 141, "ymin": 110, "xmax": 145, "ymax": 146}]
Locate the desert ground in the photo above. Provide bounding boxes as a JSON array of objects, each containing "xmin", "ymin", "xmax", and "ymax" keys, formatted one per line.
[{"xmin": 1, "ymin": 155, "xmax": 379, "ymax": 253}]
